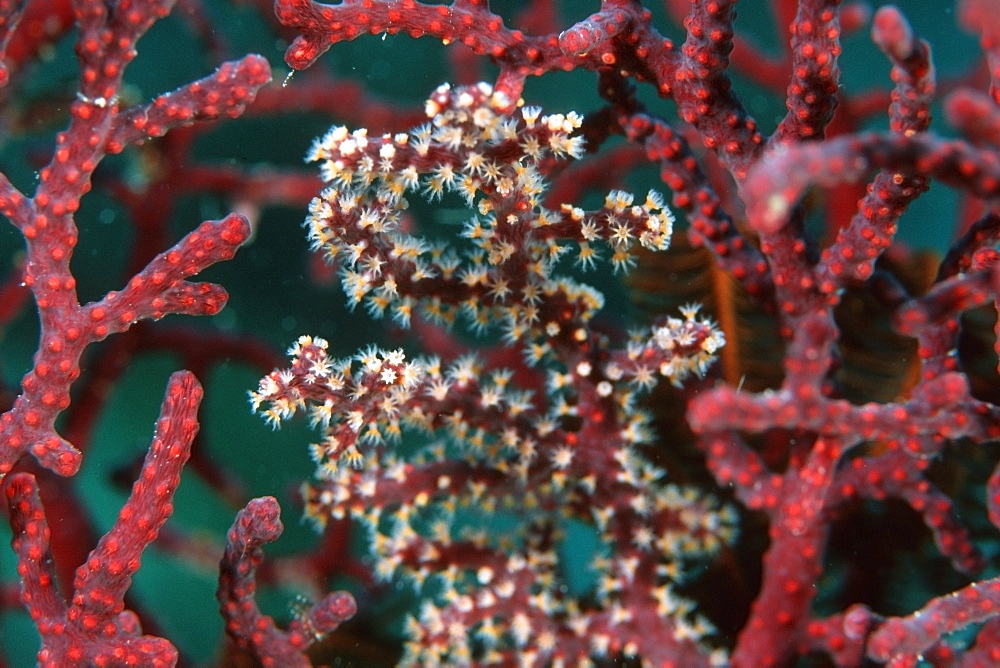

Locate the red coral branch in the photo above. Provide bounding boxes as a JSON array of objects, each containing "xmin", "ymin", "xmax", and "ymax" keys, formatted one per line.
[
  {"xmin": 4, "ymin": 371, "xmax": 202, "ymax": 667},
  {"xmin": 0, "ymin": 213, "xmax": 250, "ymax": 477},
  {"xmin": 0, "ymin": 0, "xmax": 269, "ymax": 478},
  {"xmin": 217, "ymin": 496, "xmax": 356, "ymax": 667}
]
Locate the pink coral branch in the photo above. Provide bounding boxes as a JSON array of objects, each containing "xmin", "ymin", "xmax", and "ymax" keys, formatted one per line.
[
  {"xmin": 865, "ymin": 577, "xmax": 1000, "ymax": 664},
  {"xmin": 745, "ymin": 132, "xmax": 1000, "ymax": 238}
]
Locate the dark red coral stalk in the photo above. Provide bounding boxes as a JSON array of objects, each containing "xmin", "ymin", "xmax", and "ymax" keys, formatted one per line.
[{"xmin": 217, "ymin": 496, "xmax": 356, "ymax": 667}]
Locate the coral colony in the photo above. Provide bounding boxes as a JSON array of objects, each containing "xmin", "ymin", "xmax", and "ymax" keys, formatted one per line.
[{"xmin": 1, "ymin": 0, "xmax": 1000, "ymax": 666}]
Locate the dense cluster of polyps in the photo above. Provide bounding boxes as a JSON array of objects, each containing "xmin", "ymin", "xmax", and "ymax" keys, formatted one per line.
[
  {"xmin": 251, "ymin": 84, "xmax": 733, "ymax": 663},
  {"xmin": 300, "ymin": 82, "xmax": 674, "ymax": 337}
]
